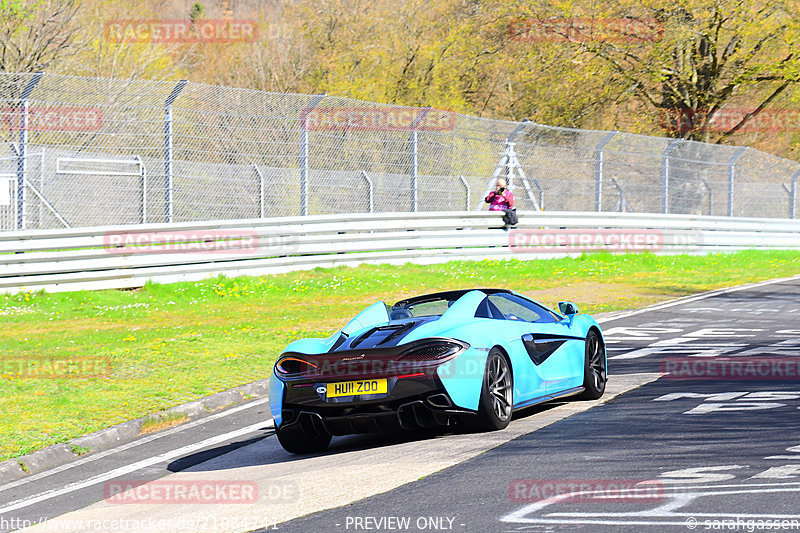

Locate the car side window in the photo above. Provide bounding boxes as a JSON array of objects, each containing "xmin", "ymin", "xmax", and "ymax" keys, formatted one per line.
[
  {"xmin": 485, "ymin": 293, "xmax": 559, "ymax": 323},
  {"xmin": 474, "ymin": 297, "xmax": 506, "ymax": 320}
]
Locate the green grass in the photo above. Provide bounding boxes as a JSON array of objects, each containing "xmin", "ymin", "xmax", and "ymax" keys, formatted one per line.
[
  {"xmin": 140, "ymin": 412, "xmax": 190, "ymax": 435},
  {"xmin": 70, "ymin": 444, "xmax": 90, "ymax": 456},
  {"xmin": 1, "ymin": 250, "xmax": 799, "ymax": 461}
]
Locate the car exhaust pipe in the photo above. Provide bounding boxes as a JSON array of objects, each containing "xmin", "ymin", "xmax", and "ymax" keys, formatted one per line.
[{"xmin": 427, "ymin": 393, "xmax": 453, "ymax": 408}]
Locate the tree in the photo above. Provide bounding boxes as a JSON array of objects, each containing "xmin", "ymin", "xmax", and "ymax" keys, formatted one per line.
[
  {"xmin": 0, "ymin": 0, "xmax": 81, "ymax": 72},
  {"xmin": 538, "ymin": 0, "xmax": 800, "ymax": 142},
  {"xmin": 65, "ymin": 0, "xmax": 196, "ymax": 81}
]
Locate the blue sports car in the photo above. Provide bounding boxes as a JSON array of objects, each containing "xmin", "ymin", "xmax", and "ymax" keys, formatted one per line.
[{"xmin": 270, "ymin": 288, "xmax": 607, "ymax": 453}]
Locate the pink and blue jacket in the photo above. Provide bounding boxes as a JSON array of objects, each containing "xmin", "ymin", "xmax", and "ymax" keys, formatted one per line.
[{"xmin": 485, "ymin": 189, "xmax": 514, "ymax": 211}]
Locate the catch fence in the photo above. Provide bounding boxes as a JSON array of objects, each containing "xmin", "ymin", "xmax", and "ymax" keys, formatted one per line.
[{"xmin": 1, "ymin": 72, "xmax": 798, "ymax": 231}]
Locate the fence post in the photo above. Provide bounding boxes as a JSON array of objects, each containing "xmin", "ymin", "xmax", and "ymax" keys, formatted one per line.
[
  {"xmin": 662, "ymin": 138, "xmax": 684, "ymax": 214},
  {"xmin": 410, "ymin": 129, "xmax": 418, "ymax": 212},
  {"xmin": 594, "ymin": 131, "xmax": 617, "ymax": 212},
  {"xmin": 360, "ymin": 171, "xmax": 374, "ymax": 213},
  {"xmin": 300, "ymin": 123, "xmax": 310, "ymax": 216},
  {"xmin": 699, "ymin": 177, "xmax": 713, "ymax": 215},
  {"xmin": 408, "ymin": 107, "xmax": 435, "ymax": 212},
  {"xmin": 458, "ymin": 175, "xmax": 470, "ymax": 211},
  {"xmin": 39, "ymin": 147, "xmax": 45, "ymax": 227},
  {"xmin": 784, "ymin": 169, "xmax": 800, "ymax": 219},
  {"xmin": 135, "ymin": 155, "xmax": 146, "ymax": 223},
  {"xmin": 300, "ymin": 94, "xmax": 326, "ymax": 216},
  {"xmin": 727, "ymin": 147, "xmax": 747, "ymax": 217},
  {"xmin": 16, "ymin": 72, "xmax": 43, "ymax": 230},
  {"xmin": 164, "ymin": 80, "xmax": 187, "ymax": 223},
  {"xmin": 253, "ymin": 164, "xmax": 265, "ymax": 218}
]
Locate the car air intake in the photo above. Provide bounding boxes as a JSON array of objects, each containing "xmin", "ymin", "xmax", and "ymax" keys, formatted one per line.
[
  {"xmin": 397, "ymin": 342, "xmax": 463, "ymax": 361},
  {"xmin": 350, "ymin": 322, "xmax": 416, "ymax": 349}
]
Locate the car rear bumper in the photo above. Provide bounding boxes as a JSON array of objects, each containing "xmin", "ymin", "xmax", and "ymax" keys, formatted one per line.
[{"xmin": 279, "ymin": 375, "xmax": 473, "ymax": 435}]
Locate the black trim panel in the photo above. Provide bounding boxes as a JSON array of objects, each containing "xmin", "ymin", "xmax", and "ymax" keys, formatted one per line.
[
  {"xmin": 522, "ymin": 333, "xmax": 584, "ymax": 365},
  {"xmin": 513, "ymin": 386, "xmax": 585, "ymax": 410}
]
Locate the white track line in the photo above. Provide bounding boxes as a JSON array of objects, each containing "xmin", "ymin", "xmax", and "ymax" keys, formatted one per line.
[
  {"xmin": 0, "ymin": 421, "xmax": 272, "ymax": 516},
  {"xmin": 0, "ymin": 398, "xmax": 269, "ymax": 493}
]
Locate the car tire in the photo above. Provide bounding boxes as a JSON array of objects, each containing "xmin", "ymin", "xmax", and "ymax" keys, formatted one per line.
[
  {"xmin": 276, "ymin": 424, "xmax": 332, "ymax": 454},
  {"xmin": 469, "ymin": 347, "xmax": 513, "ymax": 431},
  {"xmin": 577, "ymin": 329, "xmax": 606, "ymax": 400}
]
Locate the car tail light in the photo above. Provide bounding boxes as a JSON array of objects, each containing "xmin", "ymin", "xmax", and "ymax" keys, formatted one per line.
[
  {"xmin": 398, "ymin": 372, "xmax": 426, "ymax": 379},
  {"xmin": 396, "ymin": 341, "xmax": 464, "ymax": 362},
  {"xmin": 275, "ymin": 356, "xmax": 318, "ymax": 376}
]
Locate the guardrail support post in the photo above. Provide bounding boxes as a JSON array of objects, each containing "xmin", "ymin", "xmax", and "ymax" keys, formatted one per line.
[
  {"xmin": 662, "ymin": 139, "xmax": 684, "ymax": 214},
  {"xmin": 300, "ymin": 94, "xmax": 326, "ymax": 216},
  {"xmin": 727, "ymin": 147, "xmax": 747, "ymax": 217},
  {"xmin": 594, "ymin": 131, "xmax": 617, "ymax": 212},
  {"xmin": 164, "ymin": 80, "xmax": 187, "ymax": 223},
  {"xmin": 16, "ymin": 72, "xmax": 43, "ymax": 230}
]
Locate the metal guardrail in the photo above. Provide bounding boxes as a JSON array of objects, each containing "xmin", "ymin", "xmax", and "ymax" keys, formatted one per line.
[{"xmin": 1, "ymin": 211, "xmax": 799, "ymax": 294}]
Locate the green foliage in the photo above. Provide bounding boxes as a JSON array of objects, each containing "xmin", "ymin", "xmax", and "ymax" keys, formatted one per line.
[
  {"xmin": 71, "ymin": 444, "xmax": 90, "ymax": 455},
  {"xmin": 190, "ymin": 2, "xmax": 204, "ymax": 24},
  {"xmin": 0, "ymin": 0, "xmax": 27, "ymax": 18}
]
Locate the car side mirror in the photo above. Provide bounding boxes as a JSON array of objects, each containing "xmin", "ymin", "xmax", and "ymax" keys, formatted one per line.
[{"xmin": 558, "ymin": 301, "xmax": 579, "ymax": 316}]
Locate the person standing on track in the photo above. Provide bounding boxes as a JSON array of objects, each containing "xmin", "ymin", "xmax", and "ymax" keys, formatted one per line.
[{"xmin": 485, "ymin": 178, "xmax": 514, "ymax": 211}]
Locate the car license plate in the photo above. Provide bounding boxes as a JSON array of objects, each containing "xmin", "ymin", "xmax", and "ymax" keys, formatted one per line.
[{"xmin": 327, "ymin": 379, "xmax": 388, "ymax": 398}]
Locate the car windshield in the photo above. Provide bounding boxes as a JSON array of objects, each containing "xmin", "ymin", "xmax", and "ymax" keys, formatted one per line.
[
  {"xmin": 390, "ymin": 298, "xmax": 453, "ymax": 319},
  {"xmin": 390, "ymin": 290, "xmax": 560, "ymax": 322},
  {"xmin": 475, "ymin": 293, "xmax": 560, "ymax": 323}
]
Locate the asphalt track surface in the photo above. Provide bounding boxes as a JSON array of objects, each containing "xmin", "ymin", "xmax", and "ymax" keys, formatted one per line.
[{"xmin": 2, "ymin": 275, "xmax": 799, "ymax": 533}]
